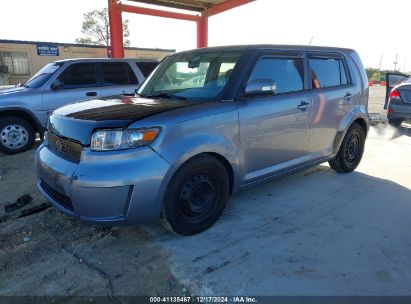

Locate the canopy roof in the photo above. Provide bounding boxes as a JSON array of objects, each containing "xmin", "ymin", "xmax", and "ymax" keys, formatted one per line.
[{"xmin": 127, "ymin": 0, "xmax": 227, "ymax": 12}]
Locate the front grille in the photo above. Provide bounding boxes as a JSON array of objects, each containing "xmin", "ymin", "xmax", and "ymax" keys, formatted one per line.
[
  {"xmin": 47, "ymin": 132, "xmax": 82, "ymax": 163},
  {"xmin": 41, "ymin": 179, "xmax": 73, "ymax": 211}
]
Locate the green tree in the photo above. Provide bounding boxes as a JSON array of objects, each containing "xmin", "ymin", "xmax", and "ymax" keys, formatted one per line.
[
  {"xmin": 75, "ymin": 8, "xmax": 130, "ymax": 47},
  {"xmin": 371, "ymin": 71, "xmax": 381, "ymax": 82}
]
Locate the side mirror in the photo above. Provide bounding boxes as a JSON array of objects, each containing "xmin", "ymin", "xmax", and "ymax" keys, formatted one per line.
[
  {"xmin": 245, "ymin": 79, "xmax": 276, "ymax": 96},
  {"xmin": 51, "ymin": 80, "xmax": 63, "ymax": 90}
]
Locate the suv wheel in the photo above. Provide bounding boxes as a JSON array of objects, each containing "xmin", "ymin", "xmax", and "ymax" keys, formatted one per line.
[
  {"xmin": 160, "ymin": 155, "xmax": 229, "ymax": 236},
  {"xmin": 329, "ymin": 122, "xmax": 365, "ymax": 173},
  {"xmin": 0, "ymin": 117, "xmax": 35, "ymax": 155},
  {"xmin": 388, "ymin": 119, "xmax": 402, "ymax": 128}
]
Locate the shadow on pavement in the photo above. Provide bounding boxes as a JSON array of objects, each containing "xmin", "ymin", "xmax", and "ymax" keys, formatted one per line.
[{"xmin": 158, "ymin": 166, "xmax": 411, "ymax": 296}]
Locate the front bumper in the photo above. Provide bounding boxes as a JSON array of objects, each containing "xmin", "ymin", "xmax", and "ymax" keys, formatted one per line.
[{"xmin": 35, "ymin": 143, "xmax": 171, "ymax": 224}]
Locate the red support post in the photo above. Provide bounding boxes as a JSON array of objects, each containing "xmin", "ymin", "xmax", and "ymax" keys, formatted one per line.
[
  {"xmin": 108, "ymin": 0, "xmax": 124, "ymax": 58},
  {"xmin": 197, "ymin": 14, "xmax": 208, "ymax": 48}
]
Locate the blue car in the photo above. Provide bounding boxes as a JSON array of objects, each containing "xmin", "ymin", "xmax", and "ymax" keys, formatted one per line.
[{"xmin": 36, "ymin": 45, "xmax": 370, "ymax": 235}]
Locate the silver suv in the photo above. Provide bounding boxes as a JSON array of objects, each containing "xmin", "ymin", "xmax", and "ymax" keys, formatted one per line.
[
  {"xmin": 0, "ymin": 58, "xmax": 159, "ymax": 154},
  {"xmin": 36, "ymin": 45, "xmax": 369, "ymax": 235}
]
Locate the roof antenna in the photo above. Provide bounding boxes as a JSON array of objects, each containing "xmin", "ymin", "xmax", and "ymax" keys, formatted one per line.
[{"xmin": 308, "ymin": 36, "xmax": 314, "ymax": 46}]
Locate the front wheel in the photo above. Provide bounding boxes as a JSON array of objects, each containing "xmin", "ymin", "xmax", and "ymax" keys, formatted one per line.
[
  {"xmin": 0, "ymin": 117, "xmax": 35, "ymax": 155},
  {"xmin": 160, "ymin": 155, "xmax": 230, "ymax": 236},
  {"xmin": 329, "ymin": 123, "xmax": 366, "ymax": 173}
]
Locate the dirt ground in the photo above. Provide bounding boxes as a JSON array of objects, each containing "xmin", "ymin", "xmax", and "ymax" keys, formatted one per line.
[
  {"xmin": 1, "ymin": 86, "xmax": 410, "ymax": 298},
  {"xmin": 0, "ymin": 143, "xmax": 188, "ymax": 298}
]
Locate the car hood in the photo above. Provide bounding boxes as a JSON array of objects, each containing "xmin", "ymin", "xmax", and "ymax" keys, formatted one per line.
[
  {"xmin": 0, "ymin": 86, "xmax": 28, "ymax": 96},
  {"xmin": 50, "ymin": 95, "xmax": 195, "ymax": 145}
]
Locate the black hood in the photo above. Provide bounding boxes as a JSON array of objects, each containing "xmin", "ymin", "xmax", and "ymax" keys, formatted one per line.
[
  {"xmin": 49, "ymin": 95, "xmax": 193, "ymax": 145},
  {"xmin": 54, "ymin": 95, "xmax": 192, "ymax": 121}
]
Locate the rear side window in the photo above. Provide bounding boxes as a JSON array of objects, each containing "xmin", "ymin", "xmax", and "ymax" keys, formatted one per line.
[
  {"xmin": 58, "ymin": 63, "xmax": 97, "ymax": 89},
  {"xmin": 136, "ymin": 61, "xmax": 159, "ymax": 78},
  {"xmin": 101, "ymin": 62, "xmax": 138, "ymax": 86},
  {"xmin": 310, "ymin": 58, "xmax": 349, "ymax": 89},
  {"xmin": 248, "ymin": 57, "xmax": 303, "ymax": 94}
]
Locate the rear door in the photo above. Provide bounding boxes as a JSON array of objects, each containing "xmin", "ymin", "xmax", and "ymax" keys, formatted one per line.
[
  {"xmin": 306, "ymin": 53, "xmax": 355, "ymax": 156},
  {"xmin": 384, "ymin": 72, "xmax": 409, "ymax": 109},
  {"xmin": 42, "ymin": 62, "xmax": 101, "ymax": 111},
  {"xmin": 98, "ymin": 62, "xmax": 140, "ymax": 97},
  {"xmin": 237, "ymin": 52, "xmax": 312, "ymax": 182}
]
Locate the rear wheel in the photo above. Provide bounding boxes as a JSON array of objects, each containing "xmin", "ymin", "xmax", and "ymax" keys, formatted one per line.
[
  {"xmin": 329, "ymin": 123, "xmax": 365, "ymax": 173},
  {"xmin": 388, "ymin": 119, "xmax": 402, "ymax": 128},
  {"xmin": 0, "ymin": 117, "xmax": 35, "ymax": 155},
  {"xmin": 160, "ymin": 155, "xmax": 229, "ymax": 236}
]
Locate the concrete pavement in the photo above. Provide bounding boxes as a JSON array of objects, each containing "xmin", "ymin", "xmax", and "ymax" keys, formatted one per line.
[{"xmin": 154, "ymin": 123, "xmax": 411, "ymax": 295}]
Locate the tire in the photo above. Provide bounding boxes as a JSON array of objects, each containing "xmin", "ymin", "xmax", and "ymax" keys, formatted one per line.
[
  {"xmin": 329, "ymin": 122, "xmax": 365, "ymax": 173},
  {"xmin": 160, "ymin": 155, "xmax": 230, "ymax": 236},
  {"xmin": 0, "ymin": 116, "xmax": 35, "ymax": 155},
  {"xmin": 388, "ymin": 119, "xmax": 402, "ymax": 128}
]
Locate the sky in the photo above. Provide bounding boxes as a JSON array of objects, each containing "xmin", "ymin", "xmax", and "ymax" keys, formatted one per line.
[{"xmin": 1, "ymin": 0, "xmax": 410, "ymax": 71}]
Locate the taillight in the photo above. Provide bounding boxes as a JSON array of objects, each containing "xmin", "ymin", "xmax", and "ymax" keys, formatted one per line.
[{"xmin": 390, "ymin": 89, "xmax": 401, "ymax": 100}]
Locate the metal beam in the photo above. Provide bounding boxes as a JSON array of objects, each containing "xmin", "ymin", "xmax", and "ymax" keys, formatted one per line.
[
  {"xmin": 205, "ymin": 0, "xmax": 255, "ymax": 16},
  {"xmin": 122, "ymin": 3, "xmax": 199, "ymax": 21},
  {"xmin": 108, "ymin": 0, "xmax": 125, "ymax": 58},
  {"xmin": 125, "ymin": 0, "xmax": 208, "ymax": 12}
]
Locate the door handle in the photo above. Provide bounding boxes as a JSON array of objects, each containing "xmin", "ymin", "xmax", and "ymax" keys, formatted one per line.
[
  {"xmin": 344, "ymin": 93, "xmax": 353, "ymax": 101},
  {"xmin": 297, "ymin": 101, "xmax": 311, "ymax": 111},
  {"xmin": 86, "ymin": 92, "xmax": 97, "ymax": 97}
]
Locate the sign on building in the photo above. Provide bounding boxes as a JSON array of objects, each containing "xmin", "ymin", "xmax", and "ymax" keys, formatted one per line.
[{"xmin": 36, "ymin": 44, "xmax": 59, "ymax": 56}]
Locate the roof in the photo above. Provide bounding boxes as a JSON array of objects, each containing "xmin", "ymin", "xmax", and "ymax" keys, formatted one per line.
[
  {"xmin": 176, "ymin": 44, "xmax": 356, "ymax": 54},
  {"xmin": 127, "ymin": 0, "xmax": 225, "ymax": 12},
  {"xmin": 0, "ymin": 39, "xmax": 175, "ymax": 52},
  {"xmin": 53, "ymin": 58, "xmax": 159, "ymax": 63}
]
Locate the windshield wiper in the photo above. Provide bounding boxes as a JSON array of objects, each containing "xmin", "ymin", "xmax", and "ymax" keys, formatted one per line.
[{"xmin": 144, "ymin": 93, "xmax": 187, "ymax": 100}]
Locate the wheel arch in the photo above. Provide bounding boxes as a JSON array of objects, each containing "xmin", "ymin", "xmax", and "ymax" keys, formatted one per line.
[
  {"xmin": 0, "ymin": 108, "xmax": 43, "ymax": 134},
  {"xmin": 333, "ymin": 114, "xmax": 369, "ymax": 155},
  {"xmin": 170, "ymin": 152, "xmax": 235, "ymax": 194}
]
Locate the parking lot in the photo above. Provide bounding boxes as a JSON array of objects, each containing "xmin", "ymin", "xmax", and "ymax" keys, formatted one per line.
[{"xmin": 1, "ymin": 85, "xmax": 411, "ymax": 297}]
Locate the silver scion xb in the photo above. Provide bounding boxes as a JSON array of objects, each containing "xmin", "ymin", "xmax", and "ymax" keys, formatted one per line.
[{"xmin": 35, "ymin": 45, "xmax": 370, "ymax": 235}]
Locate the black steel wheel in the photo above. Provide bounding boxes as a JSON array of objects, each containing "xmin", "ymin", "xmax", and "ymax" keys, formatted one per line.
[
  {"xmin": 160, "ymin": 155, "xmax": 229, "ymax": 235},
  {"xmin": 329, "ymin": 122, "xmax": 366, "ymax": 173}
]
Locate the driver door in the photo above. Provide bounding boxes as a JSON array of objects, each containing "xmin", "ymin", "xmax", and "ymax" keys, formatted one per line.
[
  {"xmin": 237, "ymin": 53, "xmax": 312, "ymax": 183},
  {"xmin": 42, "ymin": 62, "xmax": 101, "ymax": 114}
]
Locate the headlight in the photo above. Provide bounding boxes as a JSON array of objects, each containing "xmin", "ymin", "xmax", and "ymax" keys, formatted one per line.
[{"xmin": 90, "ymin": 128, "xmax": 160, "ymax": 151}]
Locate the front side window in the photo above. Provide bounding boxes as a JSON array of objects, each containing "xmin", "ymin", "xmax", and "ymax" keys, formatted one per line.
[
  {"xmin": 310, "ymin": 58, "xmax": 349, "ymax": 89},
  {"xmin": 139, "ymin": 52, "xmax": 242, "ymax": 101},
  {"xmin": 57, "ymin": 63, "xmax": 97, "ymax": 89},
  {"xmin": 247, "ymin": 57, "xmax": 304, "ymax": 94},
  {"xmin": 101, "ymin": 62, "xmax": 138, "ymax": 86}
]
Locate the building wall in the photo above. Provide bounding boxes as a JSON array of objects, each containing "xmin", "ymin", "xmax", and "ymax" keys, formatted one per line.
[{"xmin": 0, "ymin": 41, "xmax": 173, "ymax": 85}]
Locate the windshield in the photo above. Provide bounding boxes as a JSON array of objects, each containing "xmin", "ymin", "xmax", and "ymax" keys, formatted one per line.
[
  {"xmin": 139, "ymin": 52, "xmax": 241, "ymax": 101},
  {"xmin": 24, "ymin": 63, "xmax": 63, "ymax": 88}
]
